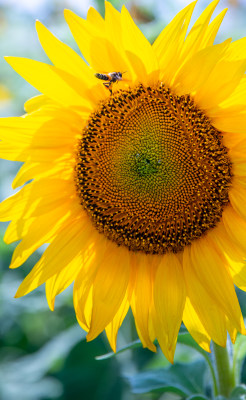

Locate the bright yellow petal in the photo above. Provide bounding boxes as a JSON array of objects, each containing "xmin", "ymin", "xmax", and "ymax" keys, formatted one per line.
[
  {"xmin": 195, "ymin": 58, "xmax": 246, "ymax": 110},
  {"xmin": 209, "ymin": 224, "xmax": 246, "ymax": 291},
  {"xmin": 64, "ymin": 9, "xmax": 105, "ymax": 67},
  {"xmin": 212, "ymin": 109, "xmax": 246, "ymax": 134},
  {"xmin": 183, "ymin": 246, "xmax": 227, "ymax": 346},
  {"xmin": 9, "ymin": 204, "xmax": 73, "ymax": 269},
  {"xmin": 180, "ymin": 0, "xmax": 221, "ymax": 63},
  {"xmin": 220, "ymin": 76, "xmax": 246, "ymax": 109},
  {"xmin": 199, "ymin": 8, "xmax": 227, "ymax": 48},
  {"xmin": 190, "ymin": 236, "xmax": 245, "ymax": 334},
  {"xmin": 87, "ymin": 245, "xmax": 130, "ymax": 341},
  {"xmin": 89, "ymin": 36, "xmax": 130, "ymax": 80},
  {"xmin": 5, "ymin": 57, "xmax": 94, "ymax": 111},
  {"xmin": 86, "ymin": 6, "xmax": 105, "ymax": 27},
  {"xmin": 0, "ymin": 179, "xmax": 73, "ymax": 221},
  {"xmin": 229, "ymin": 182, "xmax": 246, "ymax": 220},
  {"xmin": 131, "ymin": 253, "xmax": 156, "ymax": 352},
  {"xmin": 226, "ymin": 317, "xmax": 238, "ymax": 344},
  {"xmin": 154, "ymin": 253, "xmax": 185, "ymax": 354},
  {"xmin": 183, "ymin": 296, "xmax": 211, "ymax": 352},
  {"xmin": 24, "ymin": 94, "xmax": 54, "ymax": 113},
  {"xmin": 121, "ymin": 6, "xmax": 158, "ymax": 77},
  {"xmin": 73, "ymin": 237, "xmax": 109, "ymax": 331},
  {"xmin": 223, "ymin": 205, "xmax": 246, "ymax": 254},
  {"xmin": 36, "ymin": 20, "xmax": 94, "ymax": 84},
  {"xmin": 105, "ymin": 293, "xmax": 130, "ymax": 352},
  {"xmin": 152, "ymin": 309, "xmax": 174, "ymax": 363},
  {"xmin": 15, "ymin": 217, "xmax": 91, "ymax": 297},
  {"xmin": 173, "ymin": 39, "xmax": 231, "ymax": 95},
  {"xmin": 153, "ymin": 1, "xmax": 196, "ymax": 84},
  {"xmin": 46, "ymin": 252, "xmax": 81, "ymax": 310},
  {"xmin": 12, "ymin": 160, "xmax": 73, "ymax": 189}
]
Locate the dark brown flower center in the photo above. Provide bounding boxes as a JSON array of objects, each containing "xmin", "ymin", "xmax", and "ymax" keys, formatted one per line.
[{"xmin": 75, "ymin": 84, "xmax": 232, "ymax": 254}]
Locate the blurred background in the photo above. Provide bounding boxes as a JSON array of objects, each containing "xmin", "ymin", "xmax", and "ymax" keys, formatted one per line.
[{"xmin": 1, "ymin": 0, "xmax": 246, "ymax": 399}]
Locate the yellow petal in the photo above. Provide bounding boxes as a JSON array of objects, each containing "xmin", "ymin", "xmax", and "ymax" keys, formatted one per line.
[
  {"xmin": 5, "ymin": 57, "xmax": 94, "ymax": 111},
  {"xmin": 87, "ymin": 245, "xmax": 130, "ymax": 341},
  {"xmin": 229, "ymin": 182, "xmax": 246, "ymax": 220},
  {"xmin": 15, "ymin": 217, "xmax": 91, "ymax": 297},
  {"xmin": 195, "ymin": 58, "xmax": 246, "ymax": 110},
  {"xmin": 173, "ymin": 39, "xmax": 230, "ymax": 95},
  {"xmin": 153, "ymin": 1, "xmax": 196, "ymax": 83},
  {"xmin": 36, "ymin": 21, "xmax": 94, "ymax": 84},
  {"xmin": 121, "ymin": 5, "xmax": 158, "ymax": 77},
  {"xmin": 220, "ymin": 76, "xmax": 246, "ymax": 109},
  {"xmin": 24, "ymin": 94, "xmax": 54, "ymax": 113},
  {"xmin": 0, "ymin": 115, "xmax": 50, "ymax": 144},
  {"xmin": 226, "ymin": 317, "xmax": 238, "ymax": 344},
  {"xmin": 73, "ymin": 236, "xmax": 109, "ymax": 331},
  {"xmin": 9, "ymin": 204, "xmax": 72, "ymax": 268},
  {"xmin": 104, "ymin": 2, "xmax": 136, "ymax": 82},
  {"xmin": 213, "ymin": 110, "xmax": 246, "ymax": 134},
  {"xmin": 0, "ymin": 178, "xmax": 73, "ymax": 221},
  {"xmin": 190, "ymin": 236, "xmax": 245, "ymax": 334},
  {"xmin": 210, "ymin": 223, "xmax": 246, "ymax": 291},
  {"xmin": 226, "ymin": 37, "xmax": 246, "ymax": 61},
  {"xmin": 105, "ymin": 1, "xmax": 121, "ymax": 40},
  {"xmin": 89, "ymin": 37, "xmax": 129, "ymax": 79},
  {"xmin": 131, "ymin": 253, "xmax": 156, "ymax": 352},
  {"xmin": 12, "ymin": 161, "xmax": 72, "ymax": 189},
  {"xmin": 105, "ymin": 294, "xmax": 130, "ymax": 352},
  {"xmin": 199, "ymin": 8, "xmax": 227, "ymax": 48},
  {"xmin": 183, "ymin": 296, "xmax": 211, "ymax": 352},
  {"xmin": 75, "ymin": 284, "xmax": 93, "ymax": 332},
  {"xmin": 152, "ymin": 309, "xmax": 174, "ymax": 362},
  {"xmin": 46, "ymin": 249, "xmax": 87, "ymax": 311},
  {"xmin": 64, "ymin": 9, "xmax": 105, "ymax": 67},
  {"xmin": 154, "ymin": 253, "xmax": 185, "ymax": 352},
  {"xmin": 0, "ymin": 142, "xmax": 29, "ymax": 161},
  {"xmin": 183, "ymin": 246, "xmax": 227, "ymax": 346},
  {"xmin": 87, "ymin": 6, "xmax": 105, "ymax": 28},
  {"xmin": 223, "ymin": 205, "xmax": 246, "ymax": 254},
  {"xmin": 180, "ymin": 0, "xmax": 220, "ymax": 63}
]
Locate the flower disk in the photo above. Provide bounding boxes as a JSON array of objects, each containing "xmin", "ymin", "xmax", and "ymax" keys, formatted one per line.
[{"xmin": 76, "ymin": 84, "xmax": 232, "ymax": 254}]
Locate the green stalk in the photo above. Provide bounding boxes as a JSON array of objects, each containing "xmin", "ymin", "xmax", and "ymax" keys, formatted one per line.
[{"xmin": 211, "ymin": 340, "xmax": 235, "ymax": 398}]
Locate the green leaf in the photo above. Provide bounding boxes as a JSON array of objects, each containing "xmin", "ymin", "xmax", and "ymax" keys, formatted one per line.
[
  {"xmin": 231, "ymin": 335, "xmax": 246, "ymax": 391},
  {"xmin": 95, "ymin": 339, "xmax": 143, "ymax": 360},
  {"xmin": 230, "ymin": 384, "xmax": 246, "ymax": 400},
  {"xmin": 178, "ymin": 333, "xmax": 211, "ymax": 362},
  {"xmin": 178, "ymin": 333, "xmax": 218, "ymax": 395},
  {"xmin": 126, "ymin": 360, "xmax": 207, "ymax": 395},
  {"xmin": 233, "ymin": 334, "xmax": 246, "ymax": 362},
  {"xmin": 186, "ymin": 395, "xmax": 209, "ymax": 400}
]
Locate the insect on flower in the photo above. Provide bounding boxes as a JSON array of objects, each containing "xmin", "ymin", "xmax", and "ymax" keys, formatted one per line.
[{"xmin": 95, "ymin": 71, "xmax": 126, "ymax": 93}]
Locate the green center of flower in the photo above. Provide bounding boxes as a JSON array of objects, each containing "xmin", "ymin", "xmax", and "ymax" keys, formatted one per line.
[
  {"xmin": 134, "ymin": 153, "xmax": 160, "ymax": 177},
  {"xmin": 75, "ymin": 84, "xmax": 232, "ymax": 255}
]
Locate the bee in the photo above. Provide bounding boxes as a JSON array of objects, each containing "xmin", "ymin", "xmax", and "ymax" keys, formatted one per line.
[{"xmin": 95, "ymin": 71, "xmax": 125, "ymax": 94}]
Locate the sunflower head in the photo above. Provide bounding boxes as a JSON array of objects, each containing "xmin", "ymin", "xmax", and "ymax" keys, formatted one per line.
[
  {"xmin": 75, "ymin": 83, "xmax": 233, "ymax": 255},
  {"xmin": 1, "ymin": 0, "xmax": 246, "ymax": 363}
]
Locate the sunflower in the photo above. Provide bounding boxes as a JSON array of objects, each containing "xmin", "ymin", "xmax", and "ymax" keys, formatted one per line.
[{"xmin": 1, "ymin": 0, "xmax": 246, "ymax": 363}]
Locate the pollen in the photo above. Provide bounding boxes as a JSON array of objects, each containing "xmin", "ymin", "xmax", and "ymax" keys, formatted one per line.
[{"xmin": 75, "ymin": 84, "xmax": 232, "ymax": 254}]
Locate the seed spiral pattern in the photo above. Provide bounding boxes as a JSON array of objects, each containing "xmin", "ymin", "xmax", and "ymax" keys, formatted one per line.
[{"xmin": 75, "ymin": 84, "xmax": 232, "ymax": 254}]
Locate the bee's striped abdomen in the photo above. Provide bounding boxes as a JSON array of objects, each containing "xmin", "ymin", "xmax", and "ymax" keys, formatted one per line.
[{"xmin": 95, "ymin": 73, "xmax": 110, "ymax": 81}]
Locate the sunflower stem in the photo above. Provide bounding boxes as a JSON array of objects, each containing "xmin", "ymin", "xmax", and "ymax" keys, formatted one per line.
[{"xmin": 211, "ymin": 340, "xmax": 235, "ymax": 398}]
